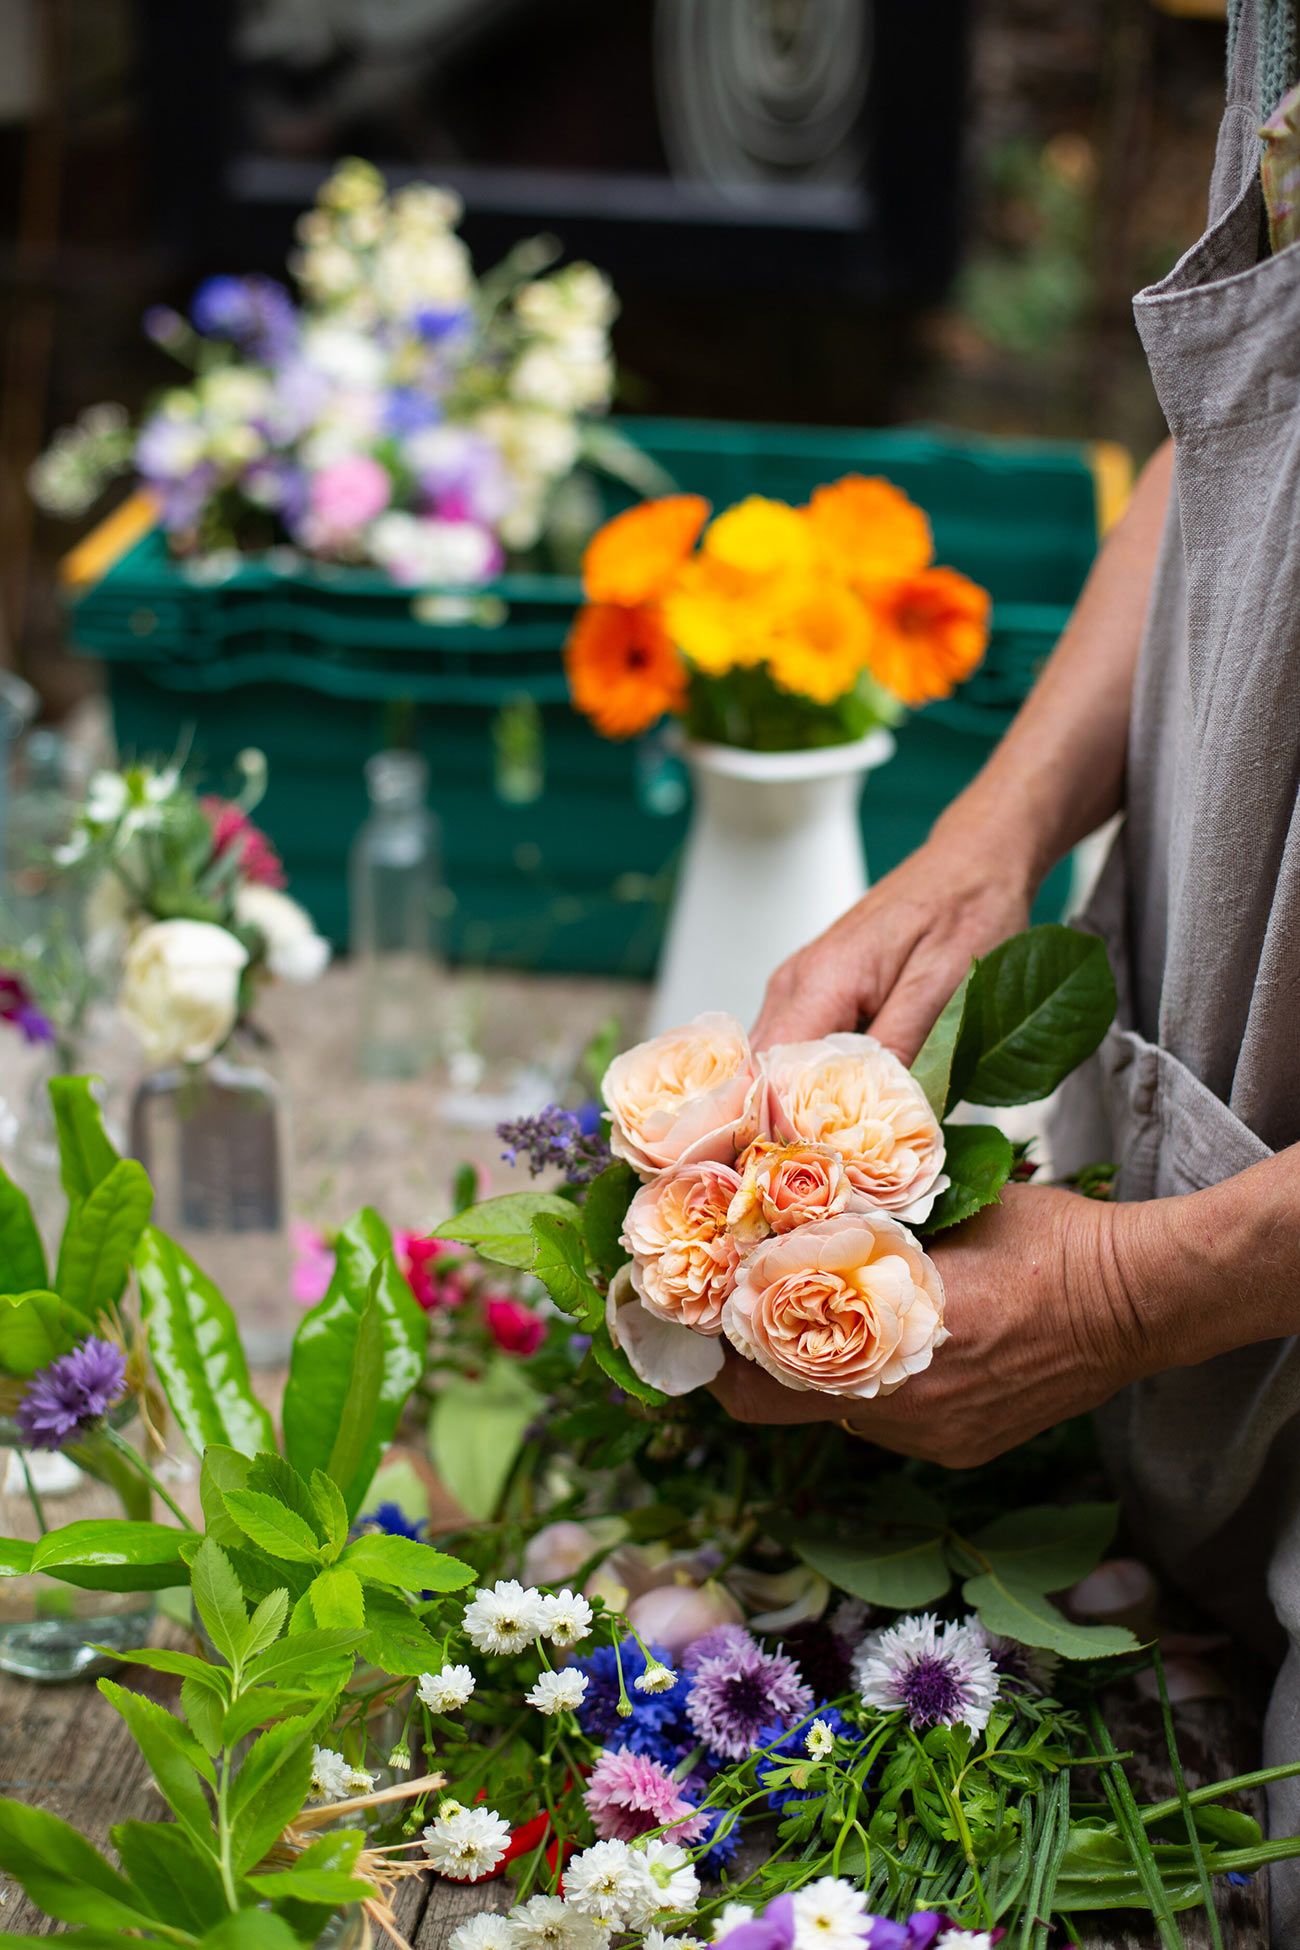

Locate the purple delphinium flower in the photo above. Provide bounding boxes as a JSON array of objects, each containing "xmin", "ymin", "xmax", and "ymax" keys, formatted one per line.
[
  {"xmin": 686, "ymin": 1629, "xmax": 814, "ymax": 1763},
  {"xmin": 853, "ymin": 1614, "xmax": 1000, "ymax": 1736},
  {"xmin": 191, "ymin": 274, "xmax": 298, "ymax": 365},
  {"xmin": 16, "ymin": 1338, "xmax": 127, "ymax": 1450},
  {"xmin": 497, "ymin": 1105, "xmax": 612, "ymax": 1188},
  {"xmin": 0, "ymin": 972, "xmax": 54, "ymax": 1046},
  {"xmin": 414, "ymin": 304, "xmax": 471, "ymax": 343},
  {"xmin": 384, "ymin": 387, "xmax": 441, "ymax": 438}
]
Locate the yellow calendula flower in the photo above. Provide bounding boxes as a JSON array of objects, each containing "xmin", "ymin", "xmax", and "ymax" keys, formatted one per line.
[
  {"xmin": 702, "ymin": 496, "xmax": 820, "ymax": 580},
  {"xmin": 662, "ymin": 556, "xmax": 769, "ymax": 676},
  {"xmin": 761, "ymin": 579, "xmax": 874, "ymax": 705}
]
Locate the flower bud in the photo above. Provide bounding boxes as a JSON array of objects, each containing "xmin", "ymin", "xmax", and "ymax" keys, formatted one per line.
[{"xmin": 625, "ymin": 1579, "xmax": 745, "ymax": 1657}]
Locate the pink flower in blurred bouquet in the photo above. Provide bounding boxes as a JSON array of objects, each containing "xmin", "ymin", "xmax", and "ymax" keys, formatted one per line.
[
  {"xmin": 290, "ymin": 1222, "xmax": 334, "ymax": 1305},
  {"xmin": 201, "ymin": 797, "xmax": 286, "ymax": 888},
  {"xmin": 0, "ymin": 971, "xmax": 54, "ymax": 1046},
  {"xmin": 394, "ymin": 1230, "xmax": 463, "ymax": 1311},
  {"xmin": 306, "ymin": 454, "xmax": 391, "ymax": 547},
  {"xmin": 485, "ymin": 1295, "xmax": 545, "ymax": 1357}
]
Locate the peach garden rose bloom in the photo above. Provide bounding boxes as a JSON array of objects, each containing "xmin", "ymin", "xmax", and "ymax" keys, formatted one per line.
[
  {"xmin": 721, "ymin": 1211, "xmax": 947, "ymax": 1399},
  {"xmin": 726, "ymin": 1139, "xmax": 856, "ymax": 1248},
  {"xmin": 602, "ymin": 1012, "xmax": 763, "ymax": 1178},
  {"xmin": 622, "ymin": 1160, "xmax": 741, "ymax": 1332},
  {"xmin": 762, "ymin": 1033, "xmax": 947, "ymax": 1222}
]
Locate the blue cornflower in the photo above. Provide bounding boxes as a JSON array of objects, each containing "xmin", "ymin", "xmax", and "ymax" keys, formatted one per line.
[
  {"xmin": 17, "ymin": 1338, "xmax": 126, "ymax": 1450},
  {"xmin": 757, "ymin": 1704, "xmax": 855, "ymax": 1814},
  {"xmin": 573, "ymin": 1637, "xmax": 693, "ymax": 1756},
  {"xmin": 356, "ymin": 1501, "xmax": 426, "ymax": 1542},
  {"xmin": 190, "ymin": 274, "xmax": 297, "ymax": 364},
  {"xmin": 384, "ymin": 388, "xmax": 441, "ymax": 437}
]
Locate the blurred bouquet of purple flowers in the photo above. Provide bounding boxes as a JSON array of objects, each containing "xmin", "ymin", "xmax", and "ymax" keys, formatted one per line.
[{"xmin": 31, "ymin": 158, "xmax": 634, "ymax": 585}]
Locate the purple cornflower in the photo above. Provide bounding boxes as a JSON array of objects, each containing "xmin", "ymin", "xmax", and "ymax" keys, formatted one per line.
[
  {"xmin": 685, "ymin": 1628, "xmax": 814, "ymax": 1763},
  {"xmin": 0, "ymin": 973, "xmax": 53, "ymax": 1046},
  {"xmin": 190, "ymin": 274, "xmax": 298, "ymax": 364},
  {"xmin": 852, "ymin": 1614, "xmax": 1000, "ymax": 1736},
  {"xmin": 16, "ymin": 1338, "xmax": 127, "ymax": 1450},
  {"xmin": 497, "ymin": 1105, "xmax": 612, "ymax": 1188}
]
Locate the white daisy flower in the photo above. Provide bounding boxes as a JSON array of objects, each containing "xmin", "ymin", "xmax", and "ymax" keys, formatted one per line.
[
  {"xmin": 790, "ymin": 1878, "xmax": 871, "ymax": 1950},
  {"xmin": 564, "ymin": 1839, "xmax": 652, "ymax": 1929},
  {"xmin": 644, "ymin": 1933, "xmax": 707, "ymax": 1950},
  {"xmin": 449, "ymin": 1914, "xmax": 516, "ymax": 1950},
  {"xmin": 853, "ymin": 1613, "xmax": 1000, "ymax": 1736},
  {"xmin": 805, "ymin": 1718, "xmax": 835, "ymax": 1760},
  {"xmin": 935, "ymin": 1934, "xmax": 994, "ymax": 1950},
  {"xmin": 422, "ymin": 1805, "xmax": 512, "ymax": 1881},
  {"xmin": 507, "ymin": 1893, "xmax": 610, "ymax": 1950},
  {"xmin": 540, "ymin": 1587, "xmax": 595, "ymax": 1649},
  {"xmin": 634, "ymin": 1660, "xmax": 679, "ymax": 1694},
  {"xmin": 634, "ymin": 1837, "xmax": 700, "ymax": 1915},
  {"xmin": 712, "ymin": 1905, "xmax": 755, "ymax": 1940},
  {"xmin": 527, "ymin": 1668, "xmax": 590, "ymax": 1715},
  {"xmin": 464, "ymin": 1579, "xmax": 548, "ymax": 1654},
  {"xmin": 308, "ymin": 1745, "xmax": 354, "ymax": 1802},
  {"xmin": 418, "ymin": 1663, "xmax": 477, "ymax": 1711}
]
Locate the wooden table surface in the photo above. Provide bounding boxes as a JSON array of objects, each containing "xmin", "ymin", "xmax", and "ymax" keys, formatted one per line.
[{"xmin": 0, "ymin": 968, "xmax": 1277, "ymax": 1943}]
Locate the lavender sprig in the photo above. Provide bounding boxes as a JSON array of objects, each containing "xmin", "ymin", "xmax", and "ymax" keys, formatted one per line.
[{"xmin": 497, "ymin": 1103, "xmax": 612, "ymax": 1188}]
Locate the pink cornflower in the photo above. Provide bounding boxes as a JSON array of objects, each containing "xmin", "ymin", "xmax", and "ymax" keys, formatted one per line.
[
  {"xmin": 202, "ymin": 797, "xmax": 286, "ymax": 888},
  {"xmin": 290, "ymin": 1223, "xmax": 334, "ymax": 1305},
  {"xmin": 583, "ymin": 1745, "xmax": 707, "ymax": 1844},
  {"xmin": 485, "ymin": 1295, "xmax": 545, "ymax": 1357}
]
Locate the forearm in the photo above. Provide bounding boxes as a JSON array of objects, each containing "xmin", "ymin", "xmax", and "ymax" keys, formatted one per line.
[
  {"xmin": 1115, "ymin": 1142, "xmax": 1300, "ymax": 1371},
  {"xmin": 930, "ymin": 437, "xmax": 1175, "ymax": 897}
]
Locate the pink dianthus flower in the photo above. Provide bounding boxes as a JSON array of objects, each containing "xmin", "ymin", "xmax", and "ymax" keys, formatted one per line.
[{"xmin": 583, "ymin": 1745, "xmax": 707, "ymax": 1844}]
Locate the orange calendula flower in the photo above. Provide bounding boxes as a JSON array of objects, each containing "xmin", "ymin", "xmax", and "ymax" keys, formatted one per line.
[
  {"xmin": 865, "ymin": 566, "xmax": 990, "ymax": 707},
  {"xmin": 762, "ymin": 580, "xmax": 874, "ymax": 705},
  {"xmin": 807, "ymin": 476, "xmax": 933, "ymax": 587},
  {"xmin": 565, "ymin": 602, "xmax": 688, "ymax": 739},
  {"xmin": 582, "ymin": 494, "xmax": 710, "ymax": 606}
]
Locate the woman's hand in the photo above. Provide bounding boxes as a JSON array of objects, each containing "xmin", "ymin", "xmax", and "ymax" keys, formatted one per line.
[
  {"xmin": 709, "ymin": 1185, "xmax": 1148, "ymax": 1467},
  {"xmin": 749, "ymin": 826, "xmax": 1033, "ymax": 1059}
]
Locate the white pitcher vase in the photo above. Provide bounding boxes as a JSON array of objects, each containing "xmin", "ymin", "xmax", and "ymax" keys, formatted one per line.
[{"xmin": 648, "ymin": 729, "xmax": 896, "ymax": 1035}]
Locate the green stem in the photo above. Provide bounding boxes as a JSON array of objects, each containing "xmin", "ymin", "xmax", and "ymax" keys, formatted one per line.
[
  {"xmin": 1152, "ymin": 1646, "xmax": 1223, "ymax": 1950},
  {"xmin": 19, "ymin": 1453, "xmax": 49, "ymax": 1537},
  {"xmin": 1086, "ymin": 1698, "xmax": 1186, "ymax": 1950},
  {"xmin": 215, "ymin": 1751, "xmax": 239, "ymax": 1911},
  {"xmin": 1138, "ymin": 1758, "xmax": 1300, "ymax": 1826},
  {"xmin": 103, "ymin": 1423, "xmax": 196, "ymax": 1530}
]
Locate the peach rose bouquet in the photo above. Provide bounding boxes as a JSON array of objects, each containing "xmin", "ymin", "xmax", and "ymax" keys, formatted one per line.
[{"xmin": 439, "ymin": 923, "xmax": 1119, "ymax": 1413}]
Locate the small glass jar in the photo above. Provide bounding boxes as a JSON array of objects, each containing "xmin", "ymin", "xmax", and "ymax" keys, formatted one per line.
[
  {"xmin": 130, "ymin": 1045, "xmax": 291, "ymax": 1368},
  {"xmin": 349, "ymin": 750, "xmax": 441, "ymax": 1080},
  {"xmin": 0, "ymin": 1400, "xmax": 156, "ymax": 1682}
]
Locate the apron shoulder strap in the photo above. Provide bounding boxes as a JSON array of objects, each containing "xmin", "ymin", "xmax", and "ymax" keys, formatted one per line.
[{"xmin": 1213, "ymin": 0, "xmax": 1268, "ymax": 225}]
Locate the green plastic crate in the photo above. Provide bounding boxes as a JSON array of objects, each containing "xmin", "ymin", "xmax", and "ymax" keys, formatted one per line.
[{"xmin": 66, "ymin": 417, "xmax": 1110, "ymax": 972}]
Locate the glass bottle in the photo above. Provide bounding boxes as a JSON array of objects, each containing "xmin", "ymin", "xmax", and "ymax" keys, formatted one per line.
[
  {"xmin": 350, "ymin": 750, "xmax": 440, "ymax": 1079},
  {"xmin": 3, "ymin": 728, "xmax": 88, "ymax": 935}
]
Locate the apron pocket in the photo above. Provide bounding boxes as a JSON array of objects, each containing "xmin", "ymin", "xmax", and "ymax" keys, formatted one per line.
[{"xmin": 1092, "ymin": 1022, "xmax": 1273, "ymax": 1200}]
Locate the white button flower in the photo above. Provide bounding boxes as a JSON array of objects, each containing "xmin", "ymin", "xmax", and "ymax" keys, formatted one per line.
[
  {"xmin": 448, "ymin": 1916, "xmax": 516, "ymax": 1950},
  {"xmin": 527, "ymin": 1668, "xmax": 589, "ymax": 1716},
  {"xmin": 540, "ymin": 1587, "xmax": 594, "ymax": 1649},
  {"xmin": 507, "ymin": 1893, "xmax": 611, "ymax": 1950},
  {"xmin": 634, "ymin": 1661, "xmax": 678, "ymax": 1695},
  {"xmin": 462, "ymin": 1579, "xmax": 548, "ymax": 1655},
  {"xmin": 417, "ymin": 1664, "xmax": 476, "ymax": 1712},
  {"xmin": 421, "ymin": 1804, "xmax": 512, "ymax": 1882},
  {"xmin": 563, "ymin": 1839, "xmax": 653, "ymax": 1930},
  {"xmin": 634, "ymin": 1837, "xmax": 700, "ymax": 1916},
  {"xmin": 790, "ymin": 1879, "xmax": 871, "ymax": 1950},
  {"xmin": 805, "ymin": 1718, "xmax": 835, "ymax": 1760},
  {"xmin": 712, "ymin": 1905, "xmax": 755, "ymax": 1940},
  {"xmin": 308, "ymin": 1745, "xmax": 354, "ymax": 1802}
]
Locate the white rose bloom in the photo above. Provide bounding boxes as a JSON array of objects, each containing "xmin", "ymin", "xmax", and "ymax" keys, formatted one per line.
[
  {"xmin": 507, "ymin": 1894, "xmax": 610, "ymax": 1950},
  {"xmin": 526, "ymin": 1668, "xmax": 589, "ymax": 1715},
  {"xmin": 540, "ymin": 1588, "xmax": 594, "ymax": 1649},
  {"xmin": 120, "ymin": 920, "xmax": 247, "ymax": 1067},
  {"xmin": 449, "ymin": 1916, "xmax": 516, "ymax": 1950},
  {"xmin": 417, "ymin": 1663, "xmax": 477, "ymax": 1712},
  {"xmin": 233, "ymin": 883, "xmax": 331, "ymax": 983},
  {"xmin": 422, "ymin": 1805, "xmax": 512, "ymax": 1882},
  {"xmin": 462, "ymin": 1579, "xmax": 547, "ymax": 1655}
]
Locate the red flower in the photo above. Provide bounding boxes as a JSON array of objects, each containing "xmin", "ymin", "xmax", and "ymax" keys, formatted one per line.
[
  {"xmin": 486, "ymin": 1296, "xmax": 545, "ymax": 1357},
  {"xmin": 201, "ymin": 796, "xmax": 286, "ymax": 888}
]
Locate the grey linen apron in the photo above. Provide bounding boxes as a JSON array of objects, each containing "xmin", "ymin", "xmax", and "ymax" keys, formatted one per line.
[{"xmin": 1051, "ymin": 0, "xmax": 1300, "ymax": 1931}]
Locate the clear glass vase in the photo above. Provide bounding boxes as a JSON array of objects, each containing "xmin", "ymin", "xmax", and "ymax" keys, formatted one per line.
[
  {"xmin": 349, "ymin": 749, "xmax": 441, "ymax": 1080},
  {"xmin": 0, "ymin": 1401, "xmax": 156, "ymax": 1681},
  {"xmin": 130, "ymin": 1048, "xmax": 292, "ymax": 1368}
]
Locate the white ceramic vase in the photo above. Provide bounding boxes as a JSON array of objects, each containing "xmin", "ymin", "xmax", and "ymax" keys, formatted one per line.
[{"xmin": 647, "ymin": 729, "xmax": 896, "ymax": 1035}]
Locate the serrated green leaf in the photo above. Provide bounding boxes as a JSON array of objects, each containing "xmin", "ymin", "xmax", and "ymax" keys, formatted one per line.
[
  {"xmin": 340, "ymin": 1530, "xmax": 475, "ymax": 1593},
  {"xmin": 910, "ymin": 967, "xmax": 973, "ymax": 1118},
  {"xmin": 244, "ymin": 1626, "xmax": 365, "ymax": 1688},
  {"xmin": 136, "ymin": 1227, "xmax": 275, "ymax": 1459},
  {"xmin": 951, "ymin": 925, "xmax": 1117, "ymax": 1108},
  {"xmin": 922, "ymin": 1122, "xmax": 1015, "ymax": 1233},
  {"xmin": 260, "ymin": 1830, "xmax": 365, "ymax": 1942},
  {"xmin": 54, "ymin": 1159, "xmax": 152, "ymax": 1315},
  {"xmin": 281, "ymin": 1209, "xmax": 426, "ymax": 1519},
  {"xmin": 0, "ymin": 1290, "xmax": 92, "ymax": 1376},
  {"xmin": 531, "ymin": 1210, "xmax": 605, "ymax": 1328},
  {"xmin": 243, "ymin": 1587, "xmax": 290, "ymax": 1659},
  {"xmin": 108, "ymin": 1643, "xmax": 229, "ymax": 1691},
  {"xmin": 428, "ymin": 1355, "xmax": 543, "ymax": 1521},
  {"xmin": 198, "ymin": 1443, "xmax": 256, "ymax": 1553},
  {"xmin": 227, "ymin": 1717, "xmax": 318, "ymax": 1875},
  {"xmin": 0, "ymin": 1796, "xmax": 152, "ymax": 1932},
  {"xmin": 218, "ymin": 1687, "xmax": 322, "ymax": 1748},
  {"xmin": 99, "ymin": 1681, "xmax": 214, "ymax": 1844},
  {"xmin": 191, "ymin": 1536, "xmax": 248, "ymax": 1664},
  {"xmin": 792, "ymin": 1529, "xmax": 953, "ymax": 1610},
  {"xmin": 247, "ymin": 1451, "xmax": 322, "ymax": 1534},
  {"xmin": 434, "ymin": 1190, "xmax": 574, "ymax": 1270},
  {"xmin": 962, "ymin": 1571, "xmax": 1138, "ymax": 1657},
  {"xmin": 182, "ymin": 1676, "xmax": 225, "ymax": 1755},
  {"xmin": 969, "ymin": 1502, "xmax": 1118, "ymax": 1592},
  {"xmin": 582, "ymin": 1161, "xmax": 637, "ymax": 1278},
  {"xmin": 360, "ymin": 1602, "xmax": 446, "ymax": 1678},
  {"xmin": 307, "ymin": 1566, "xmax": 366, "ymax": 1629},
  {"xmin": 248, "ymin": 1867, "xmax": 372, "ymax": 1902},
  {"xmin": 310, "ymin": 1469, "xmax": 349, "ymax": 1546},
  {"xmin": 222, "ymin": 1490, "xmax": 325, "ymax": 1565},
  {"xmin": 31, "ymin": 1520, "xmax": 189, "ymax": 1593},
  {"xmin": 0, "ymin": 1165, "xmax": 47, "ymax": 1293},
  {"xmin": 110, "ymin": 1820, "xmax": 228, "ymax": 1934},
  {"xmin": 48, "ymin": 1076, "xmax": 118, "ymax": 1202}
]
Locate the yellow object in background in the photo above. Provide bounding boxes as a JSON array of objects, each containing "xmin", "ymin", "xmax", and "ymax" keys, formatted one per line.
[
  {"xmin": 1087, "ymin": 442, "xmax": 1134, "ymax": 538},
  {"xmin": 58, "ymin": 490, "xmax": 158, "ymax": 591}
]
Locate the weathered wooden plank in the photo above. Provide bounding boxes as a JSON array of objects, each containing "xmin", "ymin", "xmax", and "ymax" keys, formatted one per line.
[{"xmin": 413, "ymin": 1869, "xmax": 512, "ymax": 1950}]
